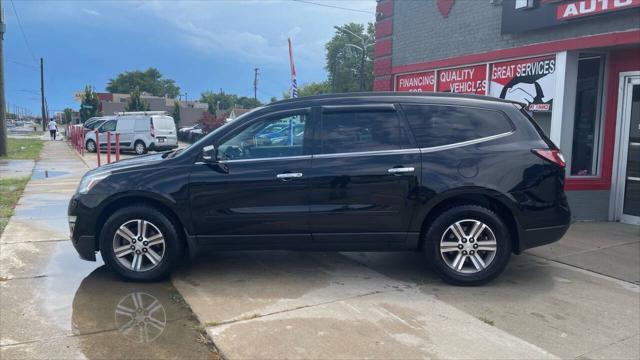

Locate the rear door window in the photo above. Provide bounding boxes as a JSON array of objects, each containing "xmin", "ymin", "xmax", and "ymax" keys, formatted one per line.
[
  {"xmin": 320, "ymin": 109, "xmax": 406, "ymax": 154},
  {"xmin": 401, "ymin": 104, "xmax": 513, "ymax": 148},
  {"xmin": 153, "ymin": 116, "xmax": 175, "ymax": 130}
]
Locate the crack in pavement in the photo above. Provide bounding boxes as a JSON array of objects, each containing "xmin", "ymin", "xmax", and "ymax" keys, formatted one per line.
[
  {"xmin": 0, "ymin": 317, "xmax": 193, "ymax": 349},
  {"xmin": 204, "ymin": 289, "xmax": 395, "ymax": 328},
  {"xmin": 527, "ymin": 253, "xmax": 640, "ymax": 287}
]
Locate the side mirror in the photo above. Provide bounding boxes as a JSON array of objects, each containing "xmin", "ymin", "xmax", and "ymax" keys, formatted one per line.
[{"xmin": 202, "ymin": 144, "xmax": 217, "ymax": 162}]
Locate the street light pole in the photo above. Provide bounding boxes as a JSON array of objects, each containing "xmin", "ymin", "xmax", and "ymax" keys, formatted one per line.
[{"xmin": 334, "ymin": 26, "xmax": 374, "ymax": 92}]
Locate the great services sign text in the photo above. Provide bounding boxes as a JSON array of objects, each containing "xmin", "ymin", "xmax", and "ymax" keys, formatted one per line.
[{"xmin": 489, "ymin": 55, "xmax": 556, "ymax": 111}]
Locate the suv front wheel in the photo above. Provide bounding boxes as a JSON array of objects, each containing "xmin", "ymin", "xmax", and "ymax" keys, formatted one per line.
[
  {"xmin": 424, "ymin": 205, "xmax": 511, "ymax": 286},
  {"xmin": 99, "ymin": 205, "xmax": 183, "ymax": 281}
]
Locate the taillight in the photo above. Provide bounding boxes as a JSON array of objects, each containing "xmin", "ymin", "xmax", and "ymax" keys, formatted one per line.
[
  {"xmin": 532, "ymin": 149, "xmax": 565, "ymax": 168},
  {"xmin": 150, "ymin": 119, "xmax": 155, "ymax": 137}
]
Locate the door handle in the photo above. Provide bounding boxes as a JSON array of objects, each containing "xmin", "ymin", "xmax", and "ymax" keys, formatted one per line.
[
  {"xmin": 276, "ymin": 172, "xmax": 303, "ymax": 179},
  {"xmin": 387, "ymin": 167, "xmax": 415, "ymax": 174}
]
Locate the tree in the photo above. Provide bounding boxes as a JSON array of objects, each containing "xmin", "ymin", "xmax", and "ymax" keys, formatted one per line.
[
  {"xmin": 199, "ymin": 111, "xmax": 228, "ymax": 133},
  {"xmin": 326, "ymin": 23, "xmax": 375, "ymax": 92},
  {"xmin": 172, "ymin": 101, "xmax": 181, "ymax": 126},
  {"xmin": 107, "ymin": 68, "xmax": 180, "ymax": 98},
  {"xmin": 270, "ymin": 96, "xmax": 278, "ymax": 103},
  {"xmin": 200, "ymin": 90, "xmax": 262, "ymax": 112},
  {"xmin": 282, "ymin": 81, "xmax": 331, "ymax": 99},
  {"xmin": 63, "ymin": 108, "xmax": 73, "ymax": 124},
  {"xmin": 125, "ymin": 87, "xmax": 150, "ymax": 111},
  {"xmin": 79, "ymin": 85, "xmax": 99, "ymax": 123}
]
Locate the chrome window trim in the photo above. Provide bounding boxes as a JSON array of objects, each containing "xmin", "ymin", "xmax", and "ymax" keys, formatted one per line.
[
  {"xmin": 219, "ymin": 155, "xmax": 312, "ymax": 164},
  {"xmin": 419, "ymin": 131, "xmax": 513, "ymax": 154},
  {"xmin": 313, "ymin": 148, "xmax": 420, "ymax": 159}
]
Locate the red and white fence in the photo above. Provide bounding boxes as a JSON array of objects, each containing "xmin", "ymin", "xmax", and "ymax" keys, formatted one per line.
[{"xmin": 66, "ymin": 125, "xmax": 121, "ymax": 166}]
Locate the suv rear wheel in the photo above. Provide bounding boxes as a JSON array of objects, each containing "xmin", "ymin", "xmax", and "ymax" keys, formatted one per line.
[
  {"xmin": 134, "ymin": 140, "xmax": 147, "ymax": 155},
  {"xmin": 424, "ymin": 205, "xmax": 511, "ymax": 286},
  {"xmin": 99, "ymin": 205, "xmax": 183, "ymax": 281}
]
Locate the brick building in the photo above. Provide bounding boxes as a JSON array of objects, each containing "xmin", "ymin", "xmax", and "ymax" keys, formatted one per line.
[{"xmin": 374, "ymin": 0, "xmax": 640, "ymax": 223}]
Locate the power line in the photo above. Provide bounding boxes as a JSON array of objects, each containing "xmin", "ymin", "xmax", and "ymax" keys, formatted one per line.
[
  {"xmin": 9, "ymin": 0, "xmax": 37, "ymax": 61},
  {"xmin": 291, "ymin": 0, "xmax": 374, "ymax": 14},
  {"xmin": 7, "ymin": 58, "xmax": 38, "ymax": 69}
]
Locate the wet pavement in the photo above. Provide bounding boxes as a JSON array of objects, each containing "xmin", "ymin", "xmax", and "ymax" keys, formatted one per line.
[
  {"xmin": 0, "ymin": 141, "xmax": 217, "ymax": 359},
  {"xmin": 0, "ymin": 160, "xmax": 35, "ymax": 180}
]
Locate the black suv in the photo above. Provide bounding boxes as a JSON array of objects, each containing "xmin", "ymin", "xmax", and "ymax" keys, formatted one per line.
[{"xmin": 68, "ymin": 93, "xmax": 570, "ymax": 285}]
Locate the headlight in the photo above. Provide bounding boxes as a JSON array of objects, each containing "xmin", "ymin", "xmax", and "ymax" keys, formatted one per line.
[{"xmin": 77, "ymin": 171, "xmax": 111, "ymax": 194}]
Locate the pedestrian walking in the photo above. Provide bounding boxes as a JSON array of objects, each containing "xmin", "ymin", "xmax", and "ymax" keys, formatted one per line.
[{"xmin": 47, "ymin": 119, "xmax": 58, "ymax": 140}]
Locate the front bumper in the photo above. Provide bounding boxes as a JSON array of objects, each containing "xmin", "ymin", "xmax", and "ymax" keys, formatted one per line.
[{"xmin": 68, "ymin": 194, "xmax": 98, "ymax": 261}]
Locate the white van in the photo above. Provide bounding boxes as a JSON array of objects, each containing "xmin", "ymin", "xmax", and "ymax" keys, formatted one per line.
[{"xmin": 85, "ymin": 111, "xmax": 177, "ymax": 155}]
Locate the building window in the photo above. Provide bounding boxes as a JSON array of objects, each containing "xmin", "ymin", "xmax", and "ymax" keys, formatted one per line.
[{"xmin": 570, "ymin": 55, "xmax": 605, "ymax": 176}]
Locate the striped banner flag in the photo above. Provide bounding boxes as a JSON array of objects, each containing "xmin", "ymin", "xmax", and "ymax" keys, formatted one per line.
[{"xmin": 288, "ymin": 38, "xmax": 298, "ymax": 98}]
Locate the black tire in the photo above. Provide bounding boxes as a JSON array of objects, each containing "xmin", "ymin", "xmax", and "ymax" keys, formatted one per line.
[
  {"xmin": 134, "ymin": 140, "xmax": 147, "ymax": 155},
  {"xmin": 99, "ymin": 205, "xmax": 183, "ymax": 282},
  {"xmin": 86, "ymin": 139, "xmax": 96, "ymax": 153},
  {"xmin": 424, "ymin": 205, "xmax": 511, "ymax": 286}
]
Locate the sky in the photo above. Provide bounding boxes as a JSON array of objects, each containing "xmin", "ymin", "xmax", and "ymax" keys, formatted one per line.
[{"xmin": 4, "ymin": 0, "xmax": 375, "ymax": 116}]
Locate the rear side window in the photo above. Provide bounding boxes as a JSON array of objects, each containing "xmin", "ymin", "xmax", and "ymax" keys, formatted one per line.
[
  {"xmin": 153, "ymin": 116, "xmax": 175, "ymax": 130},
  {"xmin": 401, "ymin": 105, "xmax": 513, "ymax": 148},
  {"xmin": 321, "ymin": 110, "xmax": 406, "ymax": 154}
]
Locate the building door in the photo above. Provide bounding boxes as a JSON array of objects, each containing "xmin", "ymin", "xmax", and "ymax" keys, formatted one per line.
[{"xmin": 613, "ymin": 73, "xmax": 640, "ymax": 225}]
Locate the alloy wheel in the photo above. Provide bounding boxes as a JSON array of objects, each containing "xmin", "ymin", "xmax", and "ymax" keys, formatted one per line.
[
  {"xmin": 87, "ymin": 140, "xmax": 96, "ymax": 152},
  {"xmin": 440, "ymin": 219, "xmax": 497, "ymax": 274},
  {"xmin": 112, "ymin": 219, "xmax": 165, "ymax": 272},
  {"xmin": 135, "ymin": 143, "xmax": 145, "ymax": 155}
]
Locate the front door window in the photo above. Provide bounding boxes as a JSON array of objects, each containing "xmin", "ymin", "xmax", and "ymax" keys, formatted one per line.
[{"xmin": 217, "ymin": 114, "xmax": 307, "ymax": 160}]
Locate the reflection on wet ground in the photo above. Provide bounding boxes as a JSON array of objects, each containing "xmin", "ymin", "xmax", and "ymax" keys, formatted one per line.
[
  {"xmin": 30, "ymin": 169, "xmax": 70, "ymax": 180},
  {"xmin": 1, "ymin": 141, "xmax": 218, "ymax": 359},
  {"xmin": 1, "ymin": 242, "xmax": 217, "ymax": 359}
]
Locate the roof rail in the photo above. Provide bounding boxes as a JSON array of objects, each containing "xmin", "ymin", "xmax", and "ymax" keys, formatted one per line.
[{"xmin": 114, "ymin": 111, "xmax": 167, "ymax": 116}]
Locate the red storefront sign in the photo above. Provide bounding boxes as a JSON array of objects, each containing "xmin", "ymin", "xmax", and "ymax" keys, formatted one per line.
[
  {"xmin": 395, "ymin": 71, "xmax": 436, "ymax": 92},
  {"xmin": 489, "ymin": 55, "xmax": 556, "ymax": 111},
  {"xmin": 557, "ymin": 0, "xmax": 640, "ymax": 20},
  {"xmin": 437, "ymin": 65, "xmax": 486, "ymax": 94}
]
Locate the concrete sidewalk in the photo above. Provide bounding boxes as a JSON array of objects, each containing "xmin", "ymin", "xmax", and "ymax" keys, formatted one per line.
[{"xmin": 174, "ymin": 223, "xmax": 639, "ymax": 359}]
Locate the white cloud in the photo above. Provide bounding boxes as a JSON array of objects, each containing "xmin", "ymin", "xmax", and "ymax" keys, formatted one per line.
[
  {"xmin": 134, "ymin": 0, "xmax": 375, "ymax": 68},
  {"xmin": 81, "ymin": 8, "xmax": 100, "ymax": 17}
]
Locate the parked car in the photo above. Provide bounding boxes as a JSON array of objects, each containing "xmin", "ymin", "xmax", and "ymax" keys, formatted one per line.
[
  {"xmin": 178, "ymin": 123, "xmax": 201, "ymax": 142},
  {"xmin": 84, "ymin": 112, "xmax": 178, "ymax": 155},
  {"xmin": 69, "ymin": 93, "xmax": 570, "ymax": 284},
  {"xmin": 188, "ymin": 127, "xmax": 206, "ymax": 143},
  {"xmin": 83, "ymin": 116, "xmax": 114, "ymax": 131}
]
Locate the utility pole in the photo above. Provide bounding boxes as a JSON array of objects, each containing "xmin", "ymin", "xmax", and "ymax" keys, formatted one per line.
[
  {"xmin": 40, "ymin": 58, "xmax": 46, "ymax": 131},
  {"xmin": 253, "ymin": 68, "xmax": 259, "ymax": 101},
  {"xmin": 0, "ymin": 0, "xmax": 7, "ymax": 156}
]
